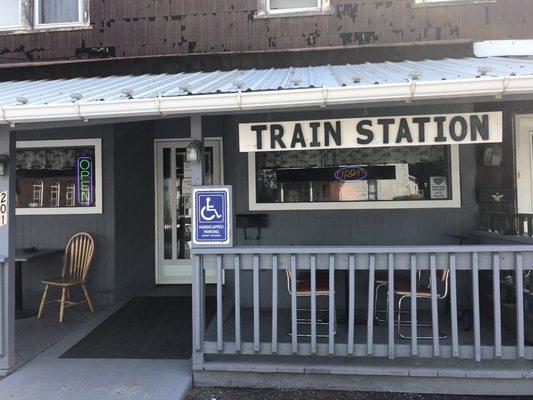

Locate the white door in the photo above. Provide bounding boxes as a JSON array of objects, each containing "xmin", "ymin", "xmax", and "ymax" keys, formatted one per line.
[{"xmin": 155, "ymin": 139, "xmax": 223, "ymax": 284}]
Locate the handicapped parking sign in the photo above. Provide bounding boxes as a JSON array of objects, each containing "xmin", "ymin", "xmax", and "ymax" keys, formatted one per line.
[{"xmin": 192, "ymin": 186, "xmax": 232, "ymax": 247}]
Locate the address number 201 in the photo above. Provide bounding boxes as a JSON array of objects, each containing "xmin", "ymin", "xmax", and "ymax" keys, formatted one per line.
[{"xmin": 0, "ymin": 191, "xmax": 7, "ymax": 227}]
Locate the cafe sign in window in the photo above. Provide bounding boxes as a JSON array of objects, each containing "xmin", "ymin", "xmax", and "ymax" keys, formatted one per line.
[{"xmin": 16, "ymin": 139, "xmax": 102, "ymax": 215}]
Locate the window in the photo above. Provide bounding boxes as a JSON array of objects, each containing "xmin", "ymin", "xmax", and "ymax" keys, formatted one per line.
[
  {"xmin": 256, "ymin": 0, "xmax": 330, "ymax": 17},
  {"xmin": 32, "ymin": 179, "xmax": 44, "ymax": 207},
  {"xmin": 249, "ymin": 145, "xmax": 460, "ymax": 210},
  {"xmin": 16, "ymin": 139, "xmax": 102, "ymax": 215},
  {"xmin": 0, "ymin": 0, "xmax": 21, "ymax": 30},
  {"xmin": 50, "ymin": 179, "xmax": 60, "ymax": 207},
  {"xmin": 35, "ymin": 0, "xmax": 83, "ymax": 27},
  {"xmin": 0, "ymin": 0, "xmax": 89, "ymax": 33},
  {"xmin": 66, "ymin": 181, "xmax": 75, "ymax": 207}
]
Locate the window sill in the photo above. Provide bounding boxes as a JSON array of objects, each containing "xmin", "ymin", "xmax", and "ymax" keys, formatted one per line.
[
  {"xmin": 255, "ymin": 9, "xmax": 333, "ymax": 19},
  {"xmin": 413, "ymin": 0, "xmax": 496, "ymax": 7},
  {"xmin": 0, "ymin": 24, "xmax": 91, "ymax": 36}
]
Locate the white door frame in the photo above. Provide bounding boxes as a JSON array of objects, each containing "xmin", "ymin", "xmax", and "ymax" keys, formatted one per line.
[
  {"xmin": 515, "ymin": 115, "xmax": 533, "ymax": 213},
  {"xmin": 154, "ymin": 138, "xmax": 224, "ymax": 284}
]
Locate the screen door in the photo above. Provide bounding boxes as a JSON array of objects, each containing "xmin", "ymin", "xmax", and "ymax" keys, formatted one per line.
[{"xmin": 155, "ymin": 139, "xmax": 223, "ymax": 284}]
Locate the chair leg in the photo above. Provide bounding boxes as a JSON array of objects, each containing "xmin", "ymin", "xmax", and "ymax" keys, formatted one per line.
[
  {"xmin": 37, "ymin": 284, "xmax": 49, "ymax": 319},
  {"xmin": 374, "ymin": 283, "xmax": 387, "ymax": 322},
  {"xmin": 59, "ymin": 287, "xmax": 66, "ymax": 323},
  {"xmin": 82, "ymin": 283, "xmax": 95, "ymax": 313}
]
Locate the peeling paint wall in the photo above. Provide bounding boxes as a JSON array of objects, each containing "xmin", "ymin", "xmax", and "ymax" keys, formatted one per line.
[{"xmin": 0, "ymin": 0, "xmax": 532, "ymax": 63}]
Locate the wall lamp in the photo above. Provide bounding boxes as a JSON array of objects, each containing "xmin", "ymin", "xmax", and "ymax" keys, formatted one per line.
[
  {"xmin": 0, "ymin": 154, "xmax": 10, "ymax": 176},
  {"xmin": 186, "ymin": 139, "xmax": 204, "ymax": 163}
]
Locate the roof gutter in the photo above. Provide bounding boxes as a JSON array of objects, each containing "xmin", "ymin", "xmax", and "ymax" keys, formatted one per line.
[{"xmin": 1, "ymin": 75, "xmax": 532, "ymax": 126}]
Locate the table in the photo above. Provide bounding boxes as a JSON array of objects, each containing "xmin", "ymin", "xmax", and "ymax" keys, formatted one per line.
[{"xmin": 15, "ymin": 249, "xmax": 63, "ymax": 319}]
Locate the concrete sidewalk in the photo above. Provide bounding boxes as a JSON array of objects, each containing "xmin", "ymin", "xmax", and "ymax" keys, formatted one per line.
[{"xmin": 0, "ymin": 303, "xmax": 192, "ymax": 400}]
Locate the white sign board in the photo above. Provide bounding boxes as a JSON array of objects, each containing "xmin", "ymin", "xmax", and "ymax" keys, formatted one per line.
[
  {"xmin": 239, "ymin": 112, "xmax": 503, "ymax": 152},
  {"xmin": 0, "ymin": 191, "xmax": 7, "ymax": 227},
  {"xmin": 430, "ymin": 177, "xmax": 448, "ymax": 199}
]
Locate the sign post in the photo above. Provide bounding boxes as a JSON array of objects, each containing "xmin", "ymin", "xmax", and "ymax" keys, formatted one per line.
[{"xmin": 192, "ymin": 186, "xmax": 233, "ymax": 247}]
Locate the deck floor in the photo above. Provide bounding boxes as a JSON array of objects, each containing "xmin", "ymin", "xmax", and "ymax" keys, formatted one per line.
[{"xmin": 15, "ymin": 302, "xmax": 100, "ymax": 369}]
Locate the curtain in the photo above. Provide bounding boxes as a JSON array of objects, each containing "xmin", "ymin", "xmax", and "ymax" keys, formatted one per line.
[
  {"xmin": 0, "ymin": 0, "xmax": 20, "ymax": 27},
  {"xmin": 40, "ymin": 0, "xmax": 79, "ymax": 24}
]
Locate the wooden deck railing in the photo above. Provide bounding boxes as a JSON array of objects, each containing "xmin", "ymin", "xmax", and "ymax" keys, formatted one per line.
[
  {"xmin": 480, "ymin": 212, "xmax": 533, "ymax": 237},
  {"xmin": 192, "ymin": 246, "xmax": 533, "ymax": 370}
]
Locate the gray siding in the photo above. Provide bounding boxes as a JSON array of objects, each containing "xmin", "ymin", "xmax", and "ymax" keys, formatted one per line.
[{"xmin": 16, "ymin": 125, "xmax": 116, "ymax": 308}]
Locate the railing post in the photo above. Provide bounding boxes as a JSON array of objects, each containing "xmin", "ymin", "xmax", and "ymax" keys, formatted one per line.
[
  {"xmin": 387, "ymin": 253, "xmax": 395, "ymax": 360},
  {"xmin": 310, "ymin": 254, "xmax": 317, "ymax": 355},
  {"xmin": 348, "ymin": 254, "xmax": 355, "ymax": 356},
  {"xmin": 410, "ymin": 254, "xmax": 418, "ymax": 356},
  {"xmin": 271, "ymin": 254, "xmax": 278, "ymax": 354},
  {"xmin": 430, "ymin": 254, "xmax": 440, "ymax": 357},
  {"xmin": 472, "ymin": 252, "xmax": 482, "ymax": 362},
  {"xmin": 515, "ymin": 253, "xmax": 525, "ymax": 358},
  {"xmin": 492, "ymin": 253, "xmax": 502, "ymax": 358},
  {"xmin": 234, "ymin": 255, "xmax": 241, "ymax": 353},
  {"xmin": 216, "ymin": 255, "xmax": 223, "ymax": 352},
  {"xmin": 366, "ymin": 254, "xmax": 376, "ymax": 356},
  {"xmin": 449, "ymin": 253, "xmax": 459, "ymax": 358},
  {"xmin": 192, "ymin": 254, "xmax": 205, "ymax": 368},
  {"xmin": 290, "ymin": 254, "xmax": 298, "ymax": 354},
  {"xmin": 253, "ymin": 254, "xmax": 260, "ymax": 353}
]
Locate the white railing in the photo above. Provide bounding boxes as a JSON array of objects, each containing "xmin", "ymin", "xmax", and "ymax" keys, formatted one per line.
[{"xmin": 192, "ymin": 245, "xmax": 533, "ymax": 370}]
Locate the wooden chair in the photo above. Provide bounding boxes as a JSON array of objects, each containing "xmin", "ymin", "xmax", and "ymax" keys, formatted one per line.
[{"xmin": 37, "ymin": 232, "xmax": 95, "ymax": 323}]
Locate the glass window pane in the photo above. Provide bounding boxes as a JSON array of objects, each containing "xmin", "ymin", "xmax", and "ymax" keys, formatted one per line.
[
  {"xmin": 255, "ymin": 146, "xmax": 452, "ymax": 204},
  {"xmin": 0, "ymin": 0, "xmax": 20, "ymax": 28},
  {"xmin": 269, "ymin": 0, "xmax": 320, "ymax": 10},
  {"xmin": 162, "ymin": 148, "xmax": 172, "ymax": 260},
  {"xmin": 16, "ymin": 145, "xmax": 97, "ymax": 208},
  {"xmin": 39, "ymin": 0, "xmax": 79, "ymax": 24}
]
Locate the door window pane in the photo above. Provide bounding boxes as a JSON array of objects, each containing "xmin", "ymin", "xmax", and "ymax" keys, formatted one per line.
[
  {"xmin": 0, "ymin": 0, "xmax": 20, "ymax": 28},
  {"xmin": 162, "ymin": 148, "xmax": 172, "ymax": 260},
  {"xmin": 38, "ymin": 0, "xmax": 80, "ymax": 24}
]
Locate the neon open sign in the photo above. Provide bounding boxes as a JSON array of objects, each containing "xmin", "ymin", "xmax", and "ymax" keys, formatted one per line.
[
  {"xmin": 77, "ymin": 156, "xmax": 93, "ymax": 206},
  {"xmin": 334, "ymin": 166, "xmax": 368, "ymax": 182}
]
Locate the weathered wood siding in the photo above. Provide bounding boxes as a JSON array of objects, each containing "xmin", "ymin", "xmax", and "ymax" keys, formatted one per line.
[{"xmin": 0, "ymin": 0, "xmax": 531, "ymax": 64}]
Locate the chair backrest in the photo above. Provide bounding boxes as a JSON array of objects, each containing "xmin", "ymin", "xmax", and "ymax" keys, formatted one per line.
[{"xmin": 61, "ymin": 232, "xmax": 95, "ymax": 281}]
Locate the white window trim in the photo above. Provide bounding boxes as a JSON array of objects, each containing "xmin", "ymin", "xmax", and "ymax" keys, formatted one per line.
[
  {"xmin": 248, "ymin": 145, "xmax": 461, "ymax": 211},
  {"xmin": 34, "ymin": 0, "xmax": 86, "ymax": 29},
  {"xmin": 256, "ymin": 0, "xmax": 331, "ymax": 18},
  {"xmin": 16, "ymin": 138, "xmax": 103, "ymax": 215},
  {"xmin": 414, "ymin": 0, "xmax": 496, "ymax": 6},
  {"xmin": 0, "ymin": 0, "xmax": 22, "ymax": 31},
  {"xmin": 50, "ymin": 179, "xmax": 60, "ymax": 207},
  {"xmin": 66, "ymin": 181, "xmax": 75, "ymax": 207}
]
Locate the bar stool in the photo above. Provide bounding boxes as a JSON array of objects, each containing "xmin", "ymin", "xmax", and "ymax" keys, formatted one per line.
[{"xmin": 286, "ymin": 268, "xmax": 336, "ymax": 338}]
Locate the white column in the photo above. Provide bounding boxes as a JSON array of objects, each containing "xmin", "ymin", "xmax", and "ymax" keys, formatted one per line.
[
  {"xmin": 0, "ymin": 129, "xmax": 15, "ymax": 376},
  {"xmin": 190, "ymin": 116, "xmax": 204, "ymax": 187}
]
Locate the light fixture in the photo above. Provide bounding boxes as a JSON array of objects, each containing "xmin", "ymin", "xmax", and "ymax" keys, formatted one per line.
[
  {"xmin": 0, "ymin": 154, "xmax": 10, "ymax": 176},
  {"xmin": 186, "ymin": 139, "xmax": 204, "ymax": 163}
]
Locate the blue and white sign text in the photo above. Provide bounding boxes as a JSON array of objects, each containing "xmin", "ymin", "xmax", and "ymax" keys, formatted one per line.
[{"xmin": 192, "ymin": 186, "xmax": 232, "ymax": 247}]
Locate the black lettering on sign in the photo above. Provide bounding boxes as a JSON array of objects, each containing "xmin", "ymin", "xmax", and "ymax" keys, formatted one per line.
[
  {"xmin": 396, "ymin": 118, "xmax": 413, "ymax": 143},
  {"xmin": 270, "ymin": 124, "xmax": 286, "ymax": 149},
  {"xmin": 290, "ymin": 123, "xmax": 306, "ymax": 148},
  {"xmin": 471, "ymin": 114, "xmax": 489, "ymax": 141},
  {"xmin": 449, "ymin": 116, "xmax": 468, "ymax": 141},
  {"xmin": 324, "ymin": 121, "xmax": 341, "ymax": 146},
  {"xmin": 356, "ymin": 120, "xmax": 373, "ymax": 145},
  {"xmin": 413, "ymin": 117, "xmax": 430, "ymax": 142},
  {"xmin": 309, "ymin": 122, "xmax": 321, "ymax": 147},
  {"xmin": 250, "ymin": 125, "xmax": 267, "ymax": 150},
  {"xmin": 434, "ymin": 116, "xmax": 447, "ymax": 142},
  {"xmin": 377, "ymin": 118, "xmax": 395, "ymax": 144}
]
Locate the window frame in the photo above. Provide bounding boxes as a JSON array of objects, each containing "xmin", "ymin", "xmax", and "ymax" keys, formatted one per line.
[
  {"xmin": 49, "ymin": 179, "xmax": 60, "ymax": 207},
  {"xmin": 16, "ymin": 138, "xmax": 103, "ymax": 215},
  {"xmin": 256, "ymin": 0, "xmax": 331, "ymax": 18},
  {"xmin": 413, "ymin": 0, "xmax": 496, "ymax": 6},
  {"xmin": 0, "ymin": 0, "xmax": 22, "ymax": 31},
  {"xmin": 32, "ymin": 179, "xmax": 44, "ymax": 207},
  {"xmin": 66, "ymin": 181, "xmax": 76, "ymax": 207},
  {"xmin": 34, "ymin": 0, "xmax": 86, "ymax": 29},
  {"xmin": 248, "ymin": 145, "xmax": 461, "ymax": 211}
]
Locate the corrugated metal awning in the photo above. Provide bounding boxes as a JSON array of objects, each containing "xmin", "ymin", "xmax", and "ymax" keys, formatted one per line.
[{"xmin": 1, "ymin": 56, "xmax": 533, "ymax": 125}]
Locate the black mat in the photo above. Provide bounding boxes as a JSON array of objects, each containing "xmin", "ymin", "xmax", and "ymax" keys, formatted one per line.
[{"xmin": 61, "ymin": 296, "xmax": 215, "ymax": 359}]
